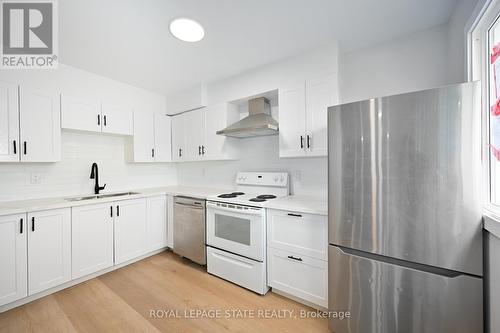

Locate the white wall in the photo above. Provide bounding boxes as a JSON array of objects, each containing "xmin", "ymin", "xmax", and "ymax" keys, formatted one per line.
[
  {"xmin": 0, "ymin": 65, "xmax": 177, "ymax": 201},
  {"xmin": 339, "ymin": 24, "xmax": 451, "ymax": 104},
  {"xmin": 176, "ymin": 44, "xmax": 340, "ymax": 197}
]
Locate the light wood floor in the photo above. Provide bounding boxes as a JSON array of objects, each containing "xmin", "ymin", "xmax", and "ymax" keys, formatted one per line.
[{"xmin": 0, "ymin": 251, "xmax": 329, "ymax": 333}]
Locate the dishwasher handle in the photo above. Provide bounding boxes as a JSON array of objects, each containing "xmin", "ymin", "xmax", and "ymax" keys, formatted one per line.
[
  {"xmin": 174, "ymin": 196, "xmax": 205, "ymax": 208},
  {"xmin": 174, "ymin": 201, "xmax": 204, "ymax": 209}
]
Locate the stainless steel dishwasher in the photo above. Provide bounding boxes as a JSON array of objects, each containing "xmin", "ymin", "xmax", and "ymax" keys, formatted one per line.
[{"xmin": 173, "ymin": 196, "xmax": 206, "ymax": 265}]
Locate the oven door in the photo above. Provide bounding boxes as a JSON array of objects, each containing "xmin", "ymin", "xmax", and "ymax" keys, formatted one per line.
[{"xmin": 206, "ymin": 201, "xmax": 265, "ymax": 261}]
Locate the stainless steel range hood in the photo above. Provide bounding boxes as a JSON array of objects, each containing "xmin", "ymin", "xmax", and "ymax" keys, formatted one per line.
[{"xmin": 216, "ymin": 97, "xmax": 278, "ymax": 138}]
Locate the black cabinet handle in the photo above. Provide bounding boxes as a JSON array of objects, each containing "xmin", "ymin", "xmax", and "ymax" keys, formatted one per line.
[
  {"xmin": 198, "ymin": 146, "xmax": 201, "ymax": 155},
  {"xmin": 104, "ymin": 115, "xmax": 107, "ymax": 126},
  {"xmin": 300, "ymin": 136, "xmax": 304, "ymax": 149},
  {"xmin": 97, "ymin": 114, "xmax": 101, "ymax": 126},
  {"xmin": 23, "ymin": 141, "xmax": 27, "ymax": 155},
  {"xmin": 152, "ymin": 148, "xmax": 155, "ymax": 158},
  {"xmin": 287, "ymin": 255, "xmax": 302, "ymax": 262},
  {"xmin": 306, "ymin": 135, "xmax": 311, "ymax": 149},
  {"xmin": 287, "ymin": 213, "xmax": 302, "ymax": 218},
  {"xmin": 19, "ymin": 218, "xmax": 23, "ymax": 234},
  {"xmin": 202, "ymin": 146, "xmax": 205, "ymax": 155},
  {"xmin": 13, "ymin": 140, "xmax": 17, "ymax": 154},
  {"xmin": 110, "ymin": 206, "xmax": 113, "ymax": 218},
  {"xmin": 117, "ymin": 205, "xmax": 120, "ymax": 217},
  {"xmin": 179, "ymin": 148, "xmax": 182, "ymax": 157},
  {"xmin": 31, "ymin": 217, "xmax": 35, "ymax": 232}
]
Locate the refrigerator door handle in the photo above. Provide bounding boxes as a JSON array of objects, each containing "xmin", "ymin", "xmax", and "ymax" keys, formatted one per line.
[{"xmin": 335, "ymin": 245, "xmax": 479, "ymax": 279}]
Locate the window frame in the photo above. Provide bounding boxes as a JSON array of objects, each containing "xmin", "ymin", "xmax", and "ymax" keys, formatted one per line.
[{"xmin": 470, "ymin": 0, "xmax": 500, "ymax": 217}]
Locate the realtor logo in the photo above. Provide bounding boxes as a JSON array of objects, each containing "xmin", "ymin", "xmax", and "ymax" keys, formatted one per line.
[{"xmin": 1, "ymin": 0, "xmax": 58, "ymax": 69}]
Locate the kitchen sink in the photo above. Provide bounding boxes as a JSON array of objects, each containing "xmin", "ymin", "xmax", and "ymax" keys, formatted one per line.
[{"xmin": 65, "ymin": 192, "xmax": 140, "ymax": 202}]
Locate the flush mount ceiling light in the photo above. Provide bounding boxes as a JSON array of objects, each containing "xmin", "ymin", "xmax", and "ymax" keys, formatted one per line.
[{"xmin": 169, "ymin": 18, "xmax": 205, "ymax": 42}]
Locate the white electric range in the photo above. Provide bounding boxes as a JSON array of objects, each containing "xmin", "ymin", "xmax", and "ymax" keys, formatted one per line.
[{"xmin": 206, "ymin": 172, "xmax": 289, "ymax": 295}]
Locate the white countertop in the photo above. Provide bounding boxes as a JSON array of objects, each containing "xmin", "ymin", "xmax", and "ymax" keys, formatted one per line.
[
  {"xmin": 264, "ymin": 195, "xmax": 327, "ymax": 215},
  {"xmin": 0, "ymin": 185, "xmax": 230, "ymax": 217}
]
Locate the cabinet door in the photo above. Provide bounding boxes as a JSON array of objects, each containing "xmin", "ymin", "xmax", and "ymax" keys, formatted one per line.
[
  {"xmin": 171, "ymin": 113, "xmax": 186, "ymax": 162},
  {"xmin": 305, "ymin": 75, "xmax": 337, "ymax": 157},
  {"xmin": 268, "ymin": 247, "xmax": 328, "ymax": 308},
  {"xmin": 19, "ymin": 87, "xmax": 61, "ymax": 162},
  {"xmin": 132, "ymin": 110, "xmax": 155, "ymax": 162},
  {"xmin": 184, "ymin": 109, "xmax": 205, "ymax": 161},
  {"xmin": 72, "ymin": 203, "xmax": 114, "ymax": 279},
  {"xmin": 0, "ymin": 81, "xmax": 20, "ymax": 162},
  {"xmin": 114, "ymin": 198, "xmax": 148, "ymax": 264},
  {"xmin": 153, "ymin": 113, "xmax": 172, "ymax": 162},
  {"xmin": 0, "ymin": 214, "xmax": 27, "ymax": 307},
  {"xmin": 28, "ymin": 208, "xmax": 71, "ymax": 295},
  {"xmin": 101, "ymin": 103, "xmax": 133, "ymax": 135},
  {"xmin": 61, "ymin": 94, "xmax": 101, "ymax": 133},
  {"xmin": 279, "ymin": 84, "xmax": 307, "ymax": 158},
  {"xmin": 147, "ymin": 195, "xmax": 168, "ymax": 251},
  {"xmin": 204, "ymin": 103, "xmax": 238, "ymax": 160}
]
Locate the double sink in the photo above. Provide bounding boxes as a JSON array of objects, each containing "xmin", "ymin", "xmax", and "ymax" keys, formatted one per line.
[{"xmin": 64, "ymin": 191, "xmax": 140, "ymax": 202}]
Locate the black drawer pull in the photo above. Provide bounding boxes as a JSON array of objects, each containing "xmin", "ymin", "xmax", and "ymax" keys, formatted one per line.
[
  {"xmin": 23, "ymin": 141, "xmax": 27, "ymax": 155},
  {"xmin": 97, "ymin": 114, "xmax": 101, "ymax": 126},
  {"xmin": 152, "ymin": 148, "xmax": 155, "ymax": 158},
  {"xmin": 13, "ymin": 140, "xmax": 17, "ymax": 154},
  {"xmin": 117, "ymin": 205, "xmax": 120, "ymax": 217},
  {"xmin": 103, "ymin": 115, "xmax": 107, "ymax": 126},
  {"xmin": 19, "ymin": 218, "xmax": 23, "ymax": 234},
  {"xmin": 110, "ymin": 206, "xmax": 113, "ymax": 218},
  {"xmin": 306, "ymin": 134, "xmax": 311, "ymax": 148},
  {"xmin": 287, "ymin": 255, "xmax": 302, "ymax": 262},
  {"xmin": 31, "ymin": 217, "xmax": 35, "ymax": 232},
  {"xmin": 287, "ymin": 213, "xmax": 302, "ymax": 217},
  {"xmin": 300, "ymin": 136, "xmax": 304, "ymax": 149}
]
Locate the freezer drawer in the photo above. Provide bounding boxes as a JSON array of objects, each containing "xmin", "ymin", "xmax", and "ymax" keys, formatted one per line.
[{"xmin": 328, "ymin": 245, "xmax": 483, "ymax": 333}]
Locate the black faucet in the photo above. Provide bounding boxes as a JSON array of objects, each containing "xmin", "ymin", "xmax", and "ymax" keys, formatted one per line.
[{"xmin": 90, "ymin": 162, "xmax": 106, "ymax": 194}]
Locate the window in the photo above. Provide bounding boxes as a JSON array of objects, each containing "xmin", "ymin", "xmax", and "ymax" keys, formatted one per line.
[{"xmin": 471, "ymin": 0, "xmax": 500, "ymax": 211}]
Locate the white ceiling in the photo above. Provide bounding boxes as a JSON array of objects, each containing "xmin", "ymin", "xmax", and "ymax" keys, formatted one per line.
[{"xmin": 59, "ymin": 0, "xmax": 459, "ymax": 95}]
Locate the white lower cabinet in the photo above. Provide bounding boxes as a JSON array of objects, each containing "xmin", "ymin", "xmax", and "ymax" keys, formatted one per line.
[
  {"xmin": 267, "ymin": 247, "xmax": 328, "ymax": 308},
  {"xmin": 147, "ymin": 195, "xmax": 168, "ymax": 251},
  {"xmin": 71, "ymin": 203, "xmax": 114, "ymax": 279},
  {"xmin": 114, "ymin": 198, "xmax": 148, "ymax": 264},
  {"xmin": 267, "ymin": 209, "xmax": 328, "ymax": 308},
  {"xmin": 28, "ymin": 208, "xmax": 71, "ymax": 295},
  {"xmin": 0, "ymin": 213, "xmax": 27, "ymax": 307}
]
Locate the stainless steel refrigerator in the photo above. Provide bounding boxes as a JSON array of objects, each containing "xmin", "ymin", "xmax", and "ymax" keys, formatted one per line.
[{"xmin": 327, "ymin": 82, "xmax": 483, "ymax": 333}]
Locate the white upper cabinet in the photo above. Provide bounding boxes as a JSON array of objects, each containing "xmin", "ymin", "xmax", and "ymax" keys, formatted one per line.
[
  {"xmin": 167, "ymin": 83, "xmax": 207, "ymax": 114},
  {"xmin": 0, "ymin": 213, "xmax": 27, "ymax": 307},
  {"xmin": 279, "ymin": 84, "xmax": 307, "ymax": 158},
  {"xmin": 0, "ymin": 81, "xmax": 20, "ymax": 162},
  {"xmin": 71, "ymin": 203, "xmax": 114, "ymax": 279},
  {"xmin": 170, "ymin": 103, "xmax": 239, "ymax": 162},
  {"xmin": 305, "ymin": 74, "xmax": 338, "ymax": 157},
  {"xmin": 101, "ymin": 103, "xmax": 133, "ymax": 135},
  {"xmin": 130, "ymin": 110, "xmax": 156, "ymax": 162},
  {"xmin": 61, "ymin": 94, "xmax": 101, "ymax": 133},
  {"xmin": 153, "ymin": 113, "xmax": 172, "ymax": 162},
  {"xmin": 184, "ymin": 109, "xmax": 205, "ymax": 161},
  {"xmin": 171, "ymin": 112, "xmax": 187, "ymax": 162},
  {"xmin": 19, "ymin": 86, "xmax": 61, "ymax": 162},
  {"xmin": 27, "ymin": 208, "xmax": 71, "ymax": 295},
  {"xmin": 279, "ymin": 74, "xmax": 338, "ymax": 158},
  {"xmin": 130, "ymin": 111, "xmax": 172, "ymax": 163}
]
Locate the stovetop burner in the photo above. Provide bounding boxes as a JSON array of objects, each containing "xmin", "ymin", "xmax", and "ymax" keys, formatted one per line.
[
  {"xmin": 257, "ymin": 194, "xmax": 277, "ymax": 199},
  {"xmin": 217, "ymin": 192, "xmax": 245, "ymax": 198},
  {"xmin": 249, "ymin": 198, "xmax": 267, "ymax": 202}
]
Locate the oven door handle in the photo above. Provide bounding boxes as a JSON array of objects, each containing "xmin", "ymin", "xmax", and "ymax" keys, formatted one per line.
[{"xmin": 207, "ymin": 202, "xmax": 262, "ymax": 215}]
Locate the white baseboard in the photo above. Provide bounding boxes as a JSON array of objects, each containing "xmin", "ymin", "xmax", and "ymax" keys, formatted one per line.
[
  {"xmin": 271, "ymin": 288, "xmax": 327, "ymax": 311},
  {"xmin": 0, "ymin": 247, "xmax": 170, "ymax": 313}
]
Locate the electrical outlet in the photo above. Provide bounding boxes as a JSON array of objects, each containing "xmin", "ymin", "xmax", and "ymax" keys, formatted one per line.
[{"xmin": 30, "ymin": 173, "xmax": 42, "ymax": 185}]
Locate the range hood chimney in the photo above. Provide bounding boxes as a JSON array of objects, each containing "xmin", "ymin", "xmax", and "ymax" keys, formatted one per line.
[{"xmin": 216, "ymin": 97, "xmax": 278, "ymax": 138}]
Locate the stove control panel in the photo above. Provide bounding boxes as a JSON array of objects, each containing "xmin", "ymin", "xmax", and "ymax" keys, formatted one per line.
[{"xmin": 236, "ymin": 172, "xmax": 288, "ymax": 187}]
